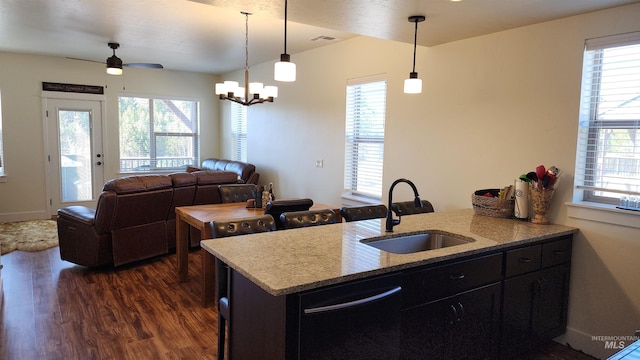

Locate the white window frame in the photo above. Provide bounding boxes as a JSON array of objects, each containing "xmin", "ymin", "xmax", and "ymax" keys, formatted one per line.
[
  {"xmin": 231, "ymin": 102, "xmax": 247, "ymax": 162},
  {"xmin": 0, "ymin": 89, "xmax": 4, "ymax": 179},
  {"xmin": 118, "ymin": 95, "xmax": 200, "ymax": 173},
  {"xmin": 567, "ymin": 32, "xmax": 640, "ymax": 228},
  {"xmin": 343, "ymin": 75, "xmax": 387, "ymax": 201},
  {"xmin": 574, "ymin": 32, "xmax": 640, "ymax": 206}
]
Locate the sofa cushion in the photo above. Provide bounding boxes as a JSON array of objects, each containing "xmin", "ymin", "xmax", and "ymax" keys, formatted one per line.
[
  {"xmin": 169, "ymin": 172, "xmax": 197, "ymax": 187},
  {"xmin": 192, "ymin": 170, "xmax": 239, "ymax": 184},
  {"xmin": 103, "ymin": 175, "xmax": 172, "ymax": 194}
]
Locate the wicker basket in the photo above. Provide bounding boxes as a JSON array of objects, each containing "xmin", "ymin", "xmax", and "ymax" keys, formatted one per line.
[{"xmin": 471, "ymin": 189, "xmax": 514, "ymax": 218}]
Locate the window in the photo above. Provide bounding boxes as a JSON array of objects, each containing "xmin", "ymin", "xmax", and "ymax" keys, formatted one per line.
[
  {"xmin": 231, "ymin": 102, "xmax": 247, "ymax": 162},
  {"xmin": 119, "ymin": 96, "xmax": 199, "ymax": 172},
  {"xmin": 0, "ymin": 89, "xmax": 4, "ymax": 177},
  {"xmin": 344, "ymin": 76, "xmax": 387, "ymax": 199},
  {"xmin": 575, "ymin": 32, "xmax": 640, "ymax": 205}
]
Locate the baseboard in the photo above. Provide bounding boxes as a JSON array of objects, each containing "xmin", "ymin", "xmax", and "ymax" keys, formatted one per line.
[
  {"xmin": 557, "ymin": 326, "xmax": 638, "ymax": 359},
  {"xmin": 0, "ymin": 210, "xmax": 50, "ymax": 223}
]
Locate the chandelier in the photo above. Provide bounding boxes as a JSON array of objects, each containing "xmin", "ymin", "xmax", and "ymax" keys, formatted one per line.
[{"xmin": 215, "ymin": 12, "xmax": 278, "ymax": 106}]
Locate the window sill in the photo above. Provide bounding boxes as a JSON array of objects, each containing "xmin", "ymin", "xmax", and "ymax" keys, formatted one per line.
[
  {"xmin": 341, "ymin": 192, "xmax": 383, "ymax": 206},
  {"xmin": 566, "ymin": 201, "xmax": 640, "ymax": 229}
]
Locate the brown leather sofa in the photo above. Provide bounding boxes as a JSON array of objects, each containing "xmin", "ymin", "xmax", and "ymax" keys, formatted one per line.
[
  {"xmin": 200, "ymin": 158, "xmax": 259, "ymax": 185},
  {"xmin": 57, "ymin": 170, "xmax": 241, "ymax": 267}
]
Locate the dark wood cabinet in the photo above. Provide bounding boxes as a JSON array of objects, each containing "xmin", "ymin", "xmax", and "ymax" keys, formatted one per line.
[
  {"xmin": 400, "ymin": 253, "xmax": 503, "ymax": 360},
  {"xmin": 501, "ymin": 236, "xmax": 572, "ymax": 358},
  {"xmin": 401, "ymin": 283, "xmax": 501, "ymax": 359}
]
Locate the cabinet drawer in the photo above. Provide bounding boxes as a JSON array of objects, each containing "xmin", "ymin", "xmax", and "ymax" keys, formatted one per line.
[
  {"xmin": 542, "ymin": 237, "xmax": 572, "ymax": 268},
  {"xmin": 505, "ymin": 245, "xmax": 541, "ymax": 277},
  {"xmin": 402, "ymin": 253, "xmax": 503, "ymax": 309}
]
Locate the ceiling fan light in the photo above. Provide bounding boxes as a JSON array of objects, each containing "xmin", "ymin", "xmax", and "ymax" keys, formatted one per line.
[
  {"xmin": 404, "ymin": 72, "xmax": 422, "ymax": 94},
  {"xmin": 106, "ymin": 55, "xmax": 123, "ymax": 75},
  {"xmin": 274, "ymin": 55, "xmax": 296, "ymax": 82}
]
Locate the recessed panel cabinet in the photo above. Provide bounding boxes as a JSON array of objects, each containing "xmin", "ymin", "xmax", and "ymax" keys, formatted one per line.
[
  {"xmin": 501, "ymin": 236, "xmax": 572, "ymax": 358},
  {"xmin": 401, "ymin": 283, "xmax": 502, "ymax": 359},
  {"xmin": 400, "ymin": 253, "xmax": 503, "ymax": 360}
]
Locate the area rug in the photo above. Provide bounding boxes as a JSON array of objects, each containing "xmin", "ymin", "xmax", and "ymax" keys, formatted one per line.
[{"xmin": 0, "ymin": 219, "xmax": 59, "ymax": 255}]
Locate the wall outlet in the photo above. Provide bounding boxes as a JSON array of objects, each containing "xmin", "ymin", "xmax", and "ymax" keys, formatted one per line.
[{"xmin": 315, "ymin": 160, "xmax": 324, "ymax": 168}]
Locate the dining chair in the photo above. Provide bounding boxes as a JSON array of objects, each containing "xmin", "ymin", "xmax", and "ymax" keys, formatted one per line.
[
  {"xmin": 264, "ymin": 198, "xmax": 314, "ymax": 229},
  {"xmin": 209, "ymin": 214, "xmax": 276, "ymax": 360},
  {"xmin": 218, "ymin": 184, "xmax": 257, "ymax": 203},
  {"xmin": 280, "ymin": 209, "xmax": 337, "ymax": 229},
  {"xmin": 391, "ymin": 200, "xmax": 435, "ymax": 215},
  {"xmin": 340, "ymin": 204, "xmax": 388, "ymax": 222}
]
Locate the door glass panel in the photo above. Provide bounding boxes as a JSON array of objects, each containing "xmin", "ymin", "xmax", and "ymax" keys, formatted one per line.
[{"xmin": 59, "ymin": 110, "xmax": 92, "ymax": 202}]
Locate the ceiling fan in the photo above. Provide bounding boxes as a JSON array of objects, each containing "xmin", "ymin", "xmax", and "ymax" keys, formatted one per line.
[{"xmin": 68, "ymin": 42, "xmax": 164, "ymax": 75}]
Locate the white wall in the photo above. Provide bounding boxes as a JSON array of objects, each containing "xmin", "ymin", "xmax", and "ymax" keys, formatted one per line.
[
  {"xmin": 220, "ymin": 3, "xmax": 640, "ymax": 358},
  {"xmin": 0, "ymin": 52, "xmax": 219, "ymax": 221}
]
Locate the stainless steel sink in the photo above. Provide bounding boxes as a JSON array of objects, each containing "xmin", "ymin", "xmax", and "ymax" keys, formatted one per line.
[{"xmin": 360, "ymin": 231, "xmax": 475, "ymax": 254}]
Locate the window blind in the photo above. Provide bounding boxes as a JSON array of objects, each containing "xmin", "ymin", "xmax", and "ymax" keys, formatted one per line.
[
  {"xmin": 0, "ymin": 89, "xmax": 4, "ymax": 176},
  {"xmin": 575, "ymin": 32, "xmax": 640, "ymax": 203},
  {"xmin": 344, "ymin": 77, "xmax": 387, "ymax": 199},
  {"xmin": 231, "ymin": 102, "xmax": 247, "ymax": 162}
]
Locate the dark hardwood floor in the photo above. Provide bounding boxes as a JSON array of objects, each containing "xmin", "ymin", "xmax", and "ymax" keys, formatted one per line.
[
  {"xmin": 0, "ymin": 247, "xmax": 597, "ymax": 360},
  {"xmin": 0, "ymin": 247, "xmax": 218, "ymax": 359}
]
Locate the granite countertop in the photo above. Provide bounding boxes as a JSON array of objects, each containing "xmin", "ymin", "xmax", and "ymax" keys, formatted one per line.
[{"xmin": 200, "ymin": 209, "xmax": 578, "ymax": 296}]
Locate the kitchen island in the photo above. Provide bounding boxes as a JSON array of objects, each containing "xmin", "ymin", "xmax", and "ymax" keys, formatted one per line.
[{"xmin": 202, "ymin": 209, "xmax": 578, "ymax": 359}]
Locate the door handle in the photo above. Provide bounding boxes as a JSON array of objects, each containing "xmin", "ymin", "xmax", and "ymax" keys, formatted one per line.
[{"xmin": 303, "ymin": 286, "xmax": 401, "ymax": 315}]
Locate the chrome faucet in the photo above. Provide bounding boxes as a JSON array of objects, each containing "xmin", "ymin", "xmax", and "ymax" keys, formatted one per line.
[{"xmin": 386, "ymin": 178, "xmax": 423, "ymax": 232}]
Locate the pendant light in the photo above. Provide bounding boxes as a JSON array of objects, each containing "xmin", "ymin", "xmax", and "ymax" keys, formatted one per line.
[
  {"xmin": 404, "ymin": 15, "xmax": 426, "ymax": 94},
  {"xmin": 274, "ymin": 0, "xmax": 296, "ymax": 82}
]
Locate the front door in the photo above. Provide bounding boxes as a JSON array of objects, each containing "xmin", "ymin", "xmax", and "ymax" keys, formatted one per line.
[{"xmin": 46, "ymin": 98, "xmax": 104, "ymax": 216}]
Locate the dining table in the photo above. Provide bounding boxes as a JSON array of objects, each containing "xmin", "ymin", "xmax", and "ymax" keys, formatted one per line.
[{"xmin": 175, "ymin": 201, "xmax": 341, "ymax": 306}]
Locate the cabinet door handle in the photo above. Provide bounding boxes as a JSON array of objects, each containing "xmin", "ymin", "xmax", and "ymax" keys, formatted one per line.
[
  {"xmin": 449, "ymin": 273, "xmax": 465, "ymax": 281},
  {"xmin": 303, "ymin": 286, "xmax": 401, "ymax": 315},
  {"xmin": 449, "ymin": 304, "xmax": 459, "ymax": 324},
  {"xmin": 553, "ymin": 250, "xmax": 566, "ymax": 255},
  {"xmin": 518, "ymin": 257, "xmax": 532, "ymax": 263},
  {"xmin": 457, "ymin": 302, "xmax": 465, "ymax": 321},
  {"xmin": 536, "ymin": 278, "xmax": 548, "ymax": 294}
]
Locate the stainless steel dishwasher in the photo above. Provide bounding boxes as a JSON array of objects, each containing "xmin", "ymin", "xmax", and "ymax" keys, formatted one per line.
[{"xmin": 298, "ymin": 273, "xmax": 402, "ymax": 360}]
